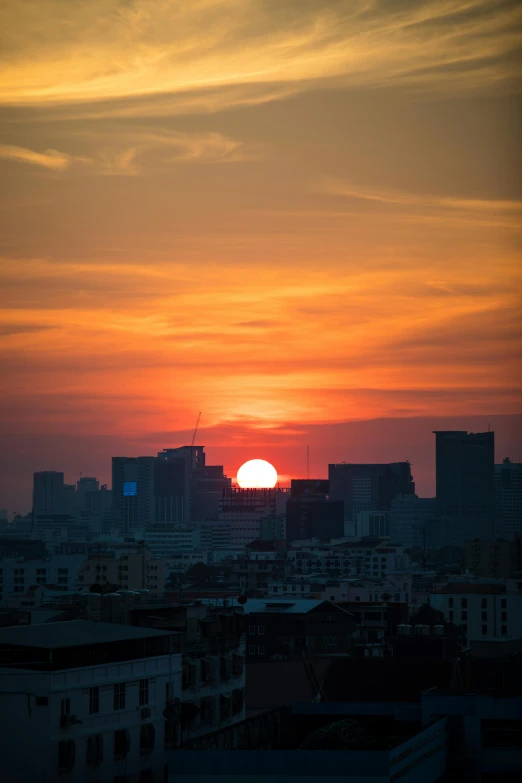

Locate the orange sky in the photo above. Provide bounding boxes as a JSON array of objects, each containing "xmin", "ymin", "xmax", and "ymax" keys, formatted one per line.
[{"xmin": 0, "ymin": 1, "xmax": 521, "ymax": 511}]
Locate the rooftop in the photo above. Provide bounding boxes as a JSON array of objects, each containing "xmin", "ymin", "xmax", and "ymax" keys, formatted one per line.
[
  {"xmin": 242, "ymin": 599, "xmax": 350, "ymax": 615},
  {"xmin": 0, "ymin": 620, "xmax": 177, "ymax": 649},
  {"xmin": 434, "ymin": 583, "xmax": 506, "ymax": 595}
]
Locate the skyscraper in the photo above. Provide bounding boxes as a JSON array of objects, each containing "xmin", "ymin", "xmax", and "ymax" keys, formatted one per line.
[
  {"xmin": 434, "ymin": 430, "xmax": 495, "ymax": 542},
  {"xmin": 32, "ymin": 471, "xmax": 76, "ymax": 515},
  {"xmin": 495, "ymin": 458, "xmax": 522, "ymax": 539},
  {"xmin": 328, "ymin": 463, "xmax": 415, "ymax": 522}
]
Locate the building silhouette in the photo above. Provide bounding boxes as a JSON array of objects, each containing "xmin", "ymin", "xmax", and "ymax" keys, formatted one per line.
[
  {"xmin": 328, "ymin": 463, "xmax": 415, "ymax": 522},
  {"xmin": 434, "ymin": 430, "xmax": 494, "ymax": 541},
  {"xmin": 495, "ymin": 458, "xmax": 522, "ymax": 539}
]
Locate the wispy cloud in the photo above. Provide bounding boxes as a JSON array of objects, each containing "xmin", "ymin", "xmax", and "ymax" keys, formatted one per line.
[
  {"xmin": 1, "ymin": 0, "xmax": 520, "ymax": 115},
  {"xmin": 0, "ymin": 144, "xmax": 70, "ymax": 169}
]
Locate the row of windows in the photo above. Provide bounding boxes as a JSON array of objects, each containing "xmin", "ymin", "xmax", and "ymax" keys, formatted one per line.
[
  {"xmin": 58, "ymin": 725, "xmax": 156, "ymax": 775},
  {"xmin": 448, "ymin": 597, "xmax": 507, "ymax": 609},
  {"xmin": 63, "ymin": 680, "xmax": 155, "ymax": 718}
]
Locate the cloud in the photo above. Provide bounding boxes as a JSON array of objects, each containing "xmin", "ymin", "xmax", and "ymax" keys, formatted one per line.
[
  {"xmin": 0, "ymin": 144, "xmax": 70, "ymax": 169},
  {"xmin": 0, "ymin": 129, "xmax": 256, "ymax": 176},
  {"xmin": 324, "ymin": 180, "xmax": 522, "ymax": 214},
  {"xmin": 0, "ymin": 0, "xmax": 520, "ymax": 116}
]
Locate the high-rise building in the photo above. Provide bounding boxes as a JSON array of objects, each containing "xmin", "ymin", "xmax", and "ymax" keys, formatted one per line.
[
  {"xmin": 495, "ymin": 458, "xmax": 522, "ymax": 539},
  {"xmin": 389, "ymin": 495, "xmax": 437, "ymax": 551},
  {"xmin": 286, "ymin": 499, "xmax": 344, "ymax": 542},
  {"xmin": 112, "ymin": 447, "xmax": 231, "ymax": 532},
  {"xmin": 290, "ymin": 479, "xmax": 329, "ymax": 500},
  {"xmin": 218, "ymin": 487, "xmax": 289, "ymax": 546},
  {"xmin": 75, "ymin": 477, "xmax": 99, "ymax": 510},
  {"xmin": 328, "ymin": 463, "xmax": 415, "ymax": 522},
  {"xmin": 434, "ymin": 430, "xmax": 494, "ymax": 541},
  {"xmin": 32, "ymin": 471, "xmax": 76, "ymax": 516}
]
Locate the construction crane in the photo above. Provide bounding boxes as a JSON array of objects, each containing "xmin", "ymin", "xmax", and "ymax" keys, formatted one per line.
[{"xmin": 191, "ymin": 412, "xmax": 201, "ymax": 447}]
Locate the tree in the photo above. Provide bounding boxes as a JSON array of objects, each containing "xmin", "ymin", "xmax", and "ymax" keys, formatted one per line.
[{"xmin": 185, "ymin": 562, "xmax": 214, "ymax": 584}]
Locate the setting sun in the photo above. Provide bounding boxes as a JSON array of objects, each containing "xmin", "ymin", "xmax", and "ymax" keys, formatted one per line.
[{"xmin": 236, "ymin": 459, "xmax": 278, "ymax": 489}]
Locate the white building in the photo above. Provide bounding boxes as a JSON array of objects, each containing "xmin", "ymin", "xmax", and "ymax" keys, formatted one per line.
[
  {"xmin": 0, "ymin": 620, "xmax": 182, "ymax": 783},
  {"xmin": 143, "ymin": 526, "xmax": 202, "ymax": 557},
  {"xmin": 0, "ymin": 553, "xmax": 87, "ymax": 606},
  {"xmin": 430, "ymin": 580, "xmax": 522, "ymax": 644},
  {"xmin": 289, "ymin": 540, "xmax": 409, "ymax": 580}
]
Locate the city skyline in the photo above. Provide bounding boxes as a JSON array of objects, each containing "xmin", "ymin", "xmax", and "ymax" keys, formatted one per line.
[{"xmin": 1, "ymin": 1, "xmax": 521, "ymax": 515}]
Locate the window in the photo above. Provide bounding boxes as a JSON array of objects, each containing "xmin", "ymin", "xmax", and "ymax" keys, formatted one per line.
[
  {"xmin": 248, "ymin": 645, "xmax": 256, "ymax": 655},
  {"xmin": 449, "ymin": 611, "xmax": 454, "ymax": 622},
  {"xmin": 114, "ymin": 729, "xmax": 130, "ymax": 760},
  {"xmin": 36, "ymin": 696, "xmax": 48, "ymax": 706},
  {"xmin": 248, "ymin": 625, "xmax": 256, "ymax": 635},
  {"xmin": 139, "ymin": 679, "xmax": 149, "ymax": 706},
  {"xmin": 448, "ymin": 598, "xmax": 454, "ymax": 608},
  {"xmin": 257, "ymin": 646, "xmax": 265, "ymax": 654},
  {"xmin": 501, "ymin": 625, "xmax": 507, "ymax": 636},
  {"xmin": 86, "ymin": 735, "xmax": 103, "ymax": 765},
  {"xmin": 501, "ymin": 611, "xmax": 507, "ymax": 622},
  {"xmin": 462, "ymin": 611, "xmax": 467, "ymax": 621},
  {"xmin": 257, "ymin": 626, "xmax": 264, "ymax": 635},
  {"xmin": 482, "ymin": 624, "xmax": 488, "ymax": 636},
  {"xmin": 89, "ymin": 687, "xmax": 99, "ymax": 715},
  {"xmin": 58, "ymin": 740, "xmax": 75, "ymax": 775},
  {"xmin": 114, "ymin": 683, "xmax": 126, "ymax": 711},
  {"xmin": 461, "ymin": 598, "xmax": 467, "ymax": 608},
  {"xmin": 482, "ymin": 611, "xmax": 488, "ymax": 621},
  {"xmin": 140, "ymin": 724, "xmax": 155, "ymax": 755},
  {"xmin": 501, "ymin": 598, "xmax": 507, "ymax": 609},
  {"xmin": 61, "ymin": 698, "xmax": 70, "ymax": 717}
]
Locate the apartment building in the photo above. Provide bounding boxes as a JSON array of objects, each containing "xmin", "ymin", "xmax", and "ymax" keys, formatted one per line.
[
  {"xmin": 430, "ymin": 580, "xmax": 522, "ymax": 643},
  {"xmin": 288, "ymin": 539, "xmax": 409, "ymax": 579},
  {"xmin": 464, "ymin": 538, "xmax": 515, "ymax": 578},
  {"xmin": 0, "ymin": 621, "xmax": 182, "ymax": 783},
  {"xmin": 0, "ymin": 553, "xmax": 87, "ymax": 605},
  {"xmin": 76, "ymin": 550, "xmax": 166, "ymax": 594},
  {"xmin": 85, "ymin": 597, "xmax": 247, "ymax": 743},
  {"xmin": 243, "ymin": 598, "xmax": 355, "ymax": 662}
]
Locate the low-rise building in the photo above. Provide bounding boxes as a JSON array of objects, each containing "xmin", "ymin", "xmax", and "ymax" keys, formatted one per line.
[
  {"xmin": 243, "ymin": 598, "xmax": 355, "ymax": 662},
  {"xmin": 430, "ymin": 580, "xmax": 522, "ymax": 644},
  {"xmin": 76, "ymin": 549, "xmax": 166, "ymax": 594},
  {"xmin": 0, "ymin": 620, "xmax": 182, "ymax": 783},
  {"xmin": 0, "ymin": 553, "xmax": 87, "ymax": 606},
  {"xmin": 464, "ymin": 538, "xmax": 516, "ymax": 578}
]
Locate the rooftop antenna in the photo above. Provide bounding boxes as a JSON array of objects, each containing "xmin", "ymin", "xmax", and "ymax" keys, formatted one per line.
[{"xmin": 191, "ymin": 412, "xmax": 201, "ymax": 447}]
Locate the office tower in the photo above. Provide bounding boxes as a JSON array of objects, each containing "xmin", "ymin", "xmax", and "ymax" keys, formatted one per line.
[
  {"xmin": 112, "ymin": 446, "xmax": 231, "ymax": 532},
  {"xmin": 389, "ymin": 495, "xmax": 437, "ymax": 550},
  {"xmin": 286, "ymin": 498, "xmax": 344, "ymax": 542},
  {"xmin": 290, "ymin": 479, "xmax": 329, "ymax": 500},
  {"xmin": 495, "ymin": 458, "xmax": 522, "ymax": 539},
  {"xmin": 218, "ymin": 487, "xmax": 289, "ymax": 546},
  {"xmin": 158, "ymin": 446, "xmax": 231, "ymax": 522},
  {"xmin": 328, "ymin": 463, "xmax": 415, "ymax": 522},
  {"xmin": 75, "ymin": 477, "xmax": 99, "ymax": 510},
  {"xmin": 32, "ymin": 471, "xmax": 76, "ymax": 515},
  {"xmin": 434, "ymin": 430, "xmax": 494, "ymax": 541}
]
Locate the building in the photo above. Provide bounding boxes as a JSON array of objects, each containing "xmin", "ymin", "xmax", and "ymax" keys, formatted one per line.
[
  {"xmin": 434, "ymin": 430, "xmax": 495, "ymax": 541},
  {"xmin": 87, "ymin": 598, "xmax": 247, "ymax": 743},
  {"xmin": 290, "ymin": 479, "xmax": 329, "ymax": 499},
  {"xmin": 464, "ymin": 539, "xmax": 515, "ymax": 579},
  {"xmin": 76, "ymin": 549, "xmax": 166, "ymax": 594},
  {"xmin": 0, "ymin": 620, "xmax": 182, "ymax": 783},
  {"xmin": 32, "ymin": 471, "xmax": 76, "ymax": 516},
  {"xmin": 0, "ymin": 553, "xmax": 86, "ymax": 605},
  {"xmin": 112, "ymin": 447, "xmax": 231, "ymax": 531},
  {"xmin": 389, "ymin": 495, "xmax": 437, "ymax": 551},
  {"xmin": 286, "ymin": 498, "xmax": 344, "ymax": 542},
  {"xmin": 430, "ymin": 580, "xmax": 522, "ymax": 644},
  {"xmin": 423, "ymin": 689, "xmax": 522, "ymax": 781},
  {"xmin": 355, "ymin": 510, "xmax": 390, "ymax": 539},
  {"xmin": 288, "ymin": 539, "xmax": 409, "ymax": 580},
  {"xmin": 219, "ymin": 487, "xmax": 289, "ymax": 546},
  {"xmin": 243, "ymin": 598, "xmax": 355, "ymax": 662},
  {"xmin": 328, "ymin": 463, "xmax": 415, "ymax": 522},
  {"xmin": 169, "ymin": 708, "xmax": 448, "ymax": 783},
  {"xmin": 495, "ymin": 458, "xmax": 522, "ymax": 539}
]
